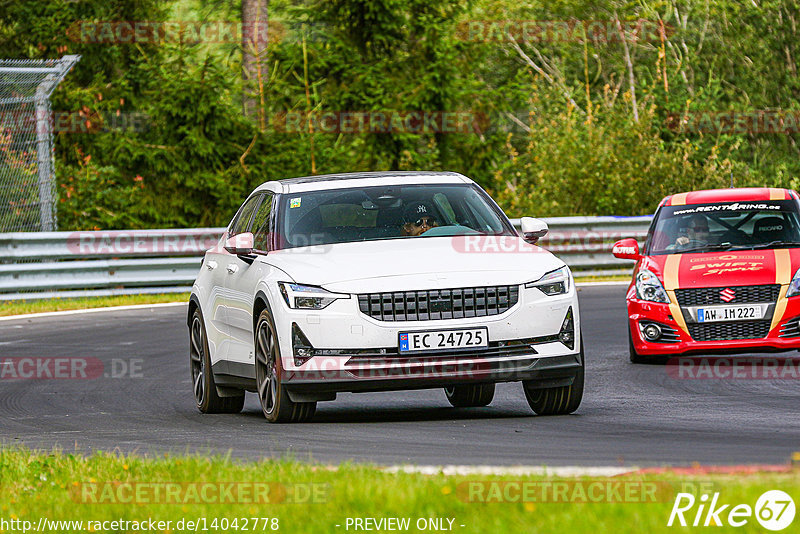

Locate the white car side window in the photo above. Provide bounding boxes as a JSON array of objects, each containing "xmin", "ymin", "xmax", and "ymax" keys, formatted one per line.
[
  {"xmin": 229, "ymin": 194, "xmax": 262, "ymax": 236},
  {"xmin": 251, "ymin": 193, "xmax": 274, "ymax": 251}
]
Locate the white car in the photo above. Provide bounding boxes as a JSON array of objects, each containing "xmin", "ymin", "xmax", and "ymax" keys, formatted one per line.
[{"xmin": 188, "ymin": 171, "xmax": 583, "ymax": 422}]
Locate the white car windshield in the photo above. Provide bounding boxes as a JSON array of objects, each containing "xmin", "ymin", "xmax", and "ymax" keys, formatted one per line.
[
  {"xmin": 647, "ymin": 200, "xmax": 800, "ymax": 255},
  {"xmin": 275, "ymin": 184, "xmax": 515, "ymax": 249}
]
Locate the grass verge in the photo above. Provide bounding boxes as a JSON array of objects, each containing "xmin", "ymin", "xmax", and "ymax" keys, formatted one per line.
[
  {"xmin": 0, "ymin": 448, "xmax": 797, "ymax": 533},
  {"xmin": 0, "ymin": 294, "xmax": 189, "ymax": 317}
]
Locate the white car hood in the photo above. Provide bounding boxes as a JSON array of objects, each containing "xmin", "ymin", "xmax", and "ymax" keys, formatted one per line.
[{"xmin": 263, "ymin": 236, "xmax": 564, "ymax": 293}]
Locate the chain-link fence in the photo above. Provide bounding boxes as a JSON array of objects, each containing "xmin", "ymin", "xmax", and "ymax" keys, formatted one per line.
[{"xmin": 0, "ymin": 55, "xmax": 80, "ymax": 232}]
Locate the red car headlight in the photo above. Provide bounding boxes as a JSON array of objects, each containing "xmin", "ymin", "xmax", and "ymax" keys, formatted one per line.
[{"xmin": 635, "ymin": 269, "xmax": 669, "ymax": 303}]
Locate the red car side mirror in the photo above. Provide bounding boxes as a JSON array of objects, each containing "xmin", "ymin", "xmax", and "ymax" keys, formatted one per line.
[{"xmin": 612, "ymin": 238, "xmax": 641, "ymax": 260}]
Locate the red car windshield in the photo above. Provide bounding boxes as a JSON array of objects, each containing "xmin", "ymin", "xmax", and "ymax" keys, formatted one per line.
[{"xmin": 646, "ymin": 200, "xmax": 800, "ymax": 255}]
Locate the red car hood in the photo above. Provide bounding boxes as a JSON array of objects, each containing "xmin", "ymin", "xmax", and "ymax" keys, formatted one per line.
[{"xmin": 641, "ymin": 249, "xmax": 800, "ymax": 289}]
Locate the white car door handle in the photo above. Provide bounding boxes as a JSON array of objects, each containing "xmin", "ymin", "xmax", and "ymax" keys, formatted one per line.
[
  {"xmin": 206, "ymin": 260, "xmax": 218, "ymax": 271},
  {"xmin": 226, "ymin": 264, "xmax": 239, "ymax": 274}
]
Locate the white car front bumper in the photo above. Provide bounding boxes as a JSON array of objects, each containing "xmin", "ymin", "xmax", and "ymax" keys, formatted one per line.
[{"xmin": 270, "ymin": 282, "xmax": 583, "ymax": 397}]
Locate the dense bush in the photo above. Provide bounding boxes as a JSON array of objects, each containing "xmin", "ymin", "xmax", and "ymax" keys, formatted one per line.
[{"xmin": 1, "ymin": 0, "xmax": 798, "ymax": 229}]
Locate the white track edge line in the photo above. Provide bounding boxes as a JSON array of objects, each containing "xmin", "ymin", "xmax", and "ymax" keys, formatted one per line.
[{"xmin": 383, "ymin": 465, "xmax": 638, "ymax": 477}]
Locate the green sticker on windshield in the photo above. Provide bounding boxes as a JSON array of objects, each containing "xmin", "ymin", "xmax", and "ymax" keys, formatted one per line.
[{"xmin": 290, "ymin": 197, "xmax": 301, "ymax": 208}]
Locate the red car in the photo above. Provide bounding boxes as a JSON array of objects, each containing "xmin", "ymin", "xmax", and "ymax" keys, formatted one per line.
[{"xmin": 613, "ymin": 187, "xmax": 800, "ymax": 362}]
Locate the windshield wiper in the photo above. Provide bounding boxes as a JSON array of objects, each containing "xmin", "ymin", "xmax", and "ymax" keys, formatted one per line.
[
  {"xmin": 677, "ymin": 243, "xmax": 735, "ymax": 254},
  {"xmin": 728, "ymin": 240, "xmax": 800, "ymax": 251}
]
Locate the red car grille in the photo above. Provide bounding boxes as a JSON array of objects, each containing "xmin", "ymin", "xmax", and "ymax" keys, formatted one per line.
[
  {"xmin": 687, "ymin": 321, "xmax": 772, "ymax": 341},
  {"xmin": 675, "ymin": 285, "xmax": 779, "ymax": 306},
  {"xmin": 674, "ymin": 285, "xmax": 778, "ymax": 341}
]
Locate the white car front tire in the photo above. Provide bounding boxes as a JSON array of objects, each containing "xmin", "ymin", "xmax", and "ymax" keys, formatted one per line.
[
  {"xmin": 255, "ymin": 309, "xmax": 316, "ymax": 423},
  {"xmin": 523, "ymin": 339, "xmax": 584, "ymax": 415}
]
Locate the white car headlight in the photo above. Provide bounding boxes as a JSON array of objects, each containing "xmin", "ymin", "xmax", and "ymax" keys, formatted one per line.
[
  {"xmin": 525, "ymin": 266, "xmax": 571, "ymax": 296},
  {"xmin": 278, "ymin": 282, "xmax": 350, "ymax": 309},
  {"xmin": 635, "ymin": 269, "xmax": 669, "ymax": 303},
  {"xmin": 787, "ymin": 268, "xmax": 800, "ymax": 297}
]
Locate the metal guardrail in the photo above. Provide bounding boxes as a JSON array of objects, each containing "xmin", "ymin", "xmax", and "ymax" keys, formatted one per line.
[
  {"xmin": 0, "ymin": 216, "xmax": 651, "ymax": 300},
  {"xmin": 529, "ymin": 215, "xmax": 651, "ymax": 276}
]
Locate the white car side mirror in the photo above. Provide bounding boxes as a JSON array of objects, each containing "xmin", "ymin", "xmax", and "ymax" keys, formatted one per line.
[
  {"xmin": 519, "ymin": 217, "xmax": 548, "ymax": 244},
  {"xmin": 224, "ymin": 232, "xmax": 254, "ymax": 255}
]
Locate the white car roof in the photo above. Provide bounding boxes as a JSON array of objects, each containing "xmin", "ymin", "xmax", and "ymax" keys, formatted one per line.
[{"xmin": 253, "ymin": 171, "xmax": 472, "ymax": 194}]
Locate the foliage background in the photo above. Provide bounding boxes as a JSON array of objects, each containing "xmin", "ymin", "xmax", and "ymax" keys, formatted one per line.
[{"xmin": 1, "ymin": 0, "xmax": 799, "ymax": 230}]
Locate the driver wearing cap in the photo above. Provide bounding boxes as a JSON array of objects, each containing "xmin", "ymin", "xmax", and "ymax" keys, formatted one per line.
[{"xmin": 401, "ymin": 202, "xmax": 439, "ymax": 236}]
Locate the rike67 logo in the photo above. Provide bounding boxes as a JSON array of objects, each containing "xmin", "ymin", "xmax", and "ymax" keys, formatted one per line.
[{"xmin": 668, "ymin": 490, "xmax": 795, "ymax": 530}]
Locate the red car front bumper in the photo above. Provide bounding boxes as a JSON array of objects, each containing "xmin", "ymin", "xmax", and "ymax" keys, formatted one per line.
[{"xmin": 627, "ymin": 292, "xmax": 800, "ymax": 355}]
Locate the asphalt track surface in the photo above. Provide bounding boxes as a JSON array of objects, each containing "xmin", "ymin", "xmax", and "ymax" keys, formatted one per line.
[{"xmin": 2, "ymin": 285, "xmax": 799, "ymax": 466}]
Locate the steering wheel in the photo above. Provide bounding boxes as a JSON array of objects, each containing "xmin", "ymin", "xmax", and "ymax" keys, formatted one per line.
[{"xmin": 679, "ymin": 238, "xmax": 708, "ymax": 248}]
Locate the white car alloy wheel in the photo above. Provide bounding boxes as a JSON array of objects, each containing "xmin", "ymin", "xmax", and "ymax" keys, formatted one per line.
[
  {"xmin": 254, "ymin": 309, "xmax": 316, "ymax": 423},
  {"xmin": 189, "ymin": 314, "xmax": 206, "ymax": 407},
  {"xmin": 189, "ymin": 309, "xmax": 244, "ymax": 414}
]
